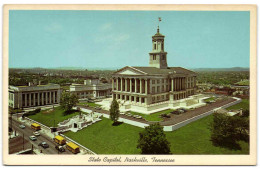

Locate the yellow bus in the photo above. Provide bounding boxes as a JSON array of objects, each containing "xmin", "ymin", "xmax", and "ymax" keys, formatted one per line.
[
  {"xmin": 31, "ymin": 123, "xmax": 41, "ymax": 131},
  {"xmin": 53, "ymin": 135, "xmax": 66, "ymax": 145},
  {"xmin": 66, "ymin": 142, "xmax": 80, "ymax": 154}
]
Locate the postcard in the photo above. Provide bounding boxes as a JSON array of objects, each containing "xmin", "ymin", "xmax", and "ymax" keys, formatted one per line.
[{"xmin": 2, "ymin": 4, "xmax": 257, "ymax": 165}]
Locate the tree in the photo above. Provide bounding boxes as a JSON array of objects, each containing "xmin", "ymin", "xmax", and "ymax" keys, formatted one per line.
[
  {"xmin": 241, "ymin": 109, "xmax": 249, "ymax": 118},
  {"xmin": 109, "ymin": 99, "xmax": 120, "ymax": 124},
  {"xmin": 137, "ymin": 123, "xmax": 171, "ymax": 154},
  {"xmin": 210, "ymin": 113, "xmax": 249, "ymax": 149},
  {"xmin": 60, "ymin": 92, "xmax": 79, "ymax": 112}
]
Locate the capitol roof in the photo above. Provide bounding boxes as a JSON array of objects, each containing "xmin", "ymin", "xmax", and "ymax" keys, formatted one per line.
[{"xmin": 132, "ymin": 66, "xmax": 196, "ymax": 75}]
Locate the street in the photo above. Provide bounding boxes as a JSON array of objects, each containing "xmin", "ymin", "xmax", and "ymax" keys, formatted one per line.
[{"xmin": 9, "ymin": 116, "xmax": 73, "ymax": 155}]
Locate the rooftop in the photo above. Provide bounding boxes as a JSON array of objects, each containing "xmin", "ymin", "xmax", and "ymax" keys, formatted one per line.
[{"xmin": 132, "ymin": 66, "xmax": 197, "ymax": 76}]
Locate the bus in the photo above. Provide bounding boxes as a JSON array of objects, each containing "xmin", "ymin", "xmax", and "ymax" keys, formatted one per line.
[
  {"xmin": 53, "ymin": 135, "xmax": 66, "ymax": 145},
  {"xmin": 31, "ymin": 123, "xmax": 41, "ymax": 131},
  {"xmin": 66, "ymin": 142, "xmax": 80, "ymax": 154}
]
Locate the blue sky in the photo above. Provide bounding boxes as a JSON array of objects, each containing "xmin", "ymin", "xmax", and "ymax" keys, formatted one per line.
[{"xmin": 9, "ymin": 10, "xmax": 250, "ymax": 69}]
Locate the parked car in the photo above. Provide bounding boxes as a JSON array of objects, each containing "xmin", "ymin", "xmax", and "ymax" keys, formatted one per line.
[
  {"xmin": 179, "ymin": 108, "xmax": 187, "ymax": 113},
  {"xmin": 160, "ymin": 113, "xmax": 171, "ymax": 118},
  {"xmin": 55, "ymin": 145, "xmax": 65, "ymax": 152},
  {"xmin": 29, "ymin": 135, "xmax": 37, "ymax": 141},
  {"xmin": 33, "ymin": 131, "xmax": 40, "ymax": 136},
  {"xmin": 178, "ymin": 109, "xmax": 185, "ymax": 113},
  {"xmin": 19, "ymin": 124, "xmax": 26, "ymax": 129},
  {"xmin": 171, "ymin": 110, "xmax": 181, "ymax": 115},
  {"xmin": 38, "ymin": 142, "xmax": 49, "ymax": 148}
]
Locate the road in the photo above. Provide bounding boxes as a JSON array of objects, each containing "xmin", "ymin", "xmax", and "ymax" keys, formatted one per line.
[{"xmin": 9, "ymin": 117, "xmax": 73, "ymax": 155}]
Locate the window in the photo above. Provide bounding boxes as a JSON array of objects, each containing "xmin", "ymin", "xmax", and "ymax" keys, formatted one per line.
[
  {"xmin": 161, "ymin": 44, "xmax": 164, "ymax": 50},
  {"xmin": 152, "ymin": 80, "xmax": 155, "ymax": 84},
  {"xmin": 157, "ymin": 86, "xmax": 160, "ymax": 93},
  {"xmin": 153, "ymin": 55, "xmax": 156, "ymax": 60},
  {"xmin": 154, "ymin": 44, "xmax": 156, "ymax": 50},
  {"xmin": 162, "ymin": 55, "xmax": 165, "ymax": 60},
  {"xmin": 152, "ymin": 87, "xmax": 155, "ymax": 93}
]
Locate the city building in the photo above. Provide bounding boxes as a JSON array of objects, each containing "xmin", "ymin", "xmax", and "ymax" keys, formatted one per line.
[
  {"xmin": 109, "ymin": 26, "xmax": 197, "ymax": 114},
  {"xmin": 8, "ymin": 82, "xmax": 61, "ymax": 109},
  {"xmin": 69, "ymin": 79, "xmax": 112, "ymax": 99}
]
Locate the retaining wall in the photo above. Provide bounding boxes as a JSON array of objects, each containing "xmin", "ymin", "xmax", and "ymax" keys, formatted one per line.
[{"xmin": 164, "ymin": 97, "xmax": 242, "ymax": 131}]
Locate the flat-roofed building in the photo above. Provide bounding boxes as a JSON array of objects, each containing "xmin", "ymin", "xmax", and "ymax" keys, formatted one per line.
[
  {"xmin": 8, "ymin": 82, "xmax": 61, "ymax": 109},
  {"xmin": 69, "ymin": 79, "xmax": 112, "ymax": 99}
]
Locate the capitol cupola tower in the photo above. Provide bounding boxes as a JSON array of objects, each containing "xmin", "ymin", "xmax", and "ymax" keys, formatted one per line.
[{"xmin": 149, "ymin": 17, "xmax": 168, "ymax": 69}]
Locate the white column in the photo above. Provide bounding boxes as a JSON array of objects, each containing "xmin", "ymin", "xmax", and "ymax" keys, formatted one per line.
[
  {"xmin": 130, "ymin": 78, "xmax": 132, "ymax": 93},
  {"xmin": 25, "ymin": 94, "xmax": 27, "ymax": 107},
  {"xmin": 50, "ymin": 92, "xmax": 52, "ymax": 104},
  {"xmin": 41, "ymin": 92, "xmax": 44, "ymax": 105},
  {"xmin": 112, "ymin": 78, "xmax": 114, "ymax": 90},
  {"xmin": 140, "ymin": 79, "xmax": 143, "ymax": 94},
  {"xmin": 145, "ymin": 79, "xmax": 148, "ymax": 94},
  {"xmin": 116, "ymin": 78, "xmax": 119, "ymax": 91},
  {"xmin": 53, "ymin": 91, "xmax": 56, "ymax": 103},
  {"xmin": 171, "ymin": 79, "xmax": 174, "ymax": 91},
  {"xmin": 135, "ymin": 78, "xmax": 137, "ymax": 93},
  {"xmin": 32, "ymin": 93, "xmax": 35, "ymax": 106},
  {"xmin": 29, "ymin": 93, "xmax": 32, "ymax": 106},
  {"xmin": 121, "ymin": 78, "xmax": 123, "ymax": 91}
]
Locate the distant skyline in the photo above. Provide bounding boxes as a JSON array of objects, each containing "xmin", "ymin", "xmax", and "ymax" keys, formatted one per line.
[{"xmin": 9, "ymin": 10, "xmax": 250, "ymax": 69}]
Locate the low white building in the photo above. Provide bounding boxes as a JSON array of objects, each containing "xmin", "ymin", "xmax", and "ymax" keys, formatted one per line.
[
  {"xmin": 69, "ymin": 79, "xmax": 112, "ymax": 99},
  {"xmin": 9, "ymin": 82, "xmax": 61, "ymax": 109}
]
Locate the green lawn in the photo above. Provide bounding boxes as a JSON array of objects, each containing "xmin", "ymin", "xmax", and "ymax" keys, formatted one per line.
[
  {"xmin": 130, "ymin": 109, "xmax": 173, "ymax": 122},
  {"xmin": 77, "ymin": 102, "xmax": 101, "ymax": 107},
  {"xmin": 64, "ymin": 117, "xmax": 143, "ymax": 154},
  {"xmin": 226, "ymin": 99, "xmax": 249, "ymax": 110},
  {"xmin": 64, "ymin": 115, "xmax": 249, "ymax": 154},
  {"xmin": 166, "ymin": 115, "xmax": 249, "ymax": 154},
  {"xmin": 203, "ymin": 97, "xmax": 216, "ymax": 102},
  {"xmin": 28, "ymin": 106, "xmax": 81, "ymax": 127}
]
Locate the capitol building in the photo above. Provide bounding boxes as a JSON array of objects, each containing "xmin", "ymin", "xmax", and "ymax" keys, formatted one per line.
[{"xmin": 99, "ymin": 25, "xmax": 198, "ymax": 114}]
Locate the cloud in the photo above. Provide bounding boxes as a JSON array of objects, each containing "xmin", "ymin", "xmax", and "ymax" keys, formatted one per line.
[
  {"xmin": 94, "ymin": 33, "xmax": 130, "ymax": 44},
  {"xmin": 95, "ymin": 23, "xmax": 130, "ymax": 45},
  {"xmin": 115, "ymin": 33, "xmax": 130, "ymax": 42},
  {"xmin": 44, "ymin": 23, "xmax": 62, "ymax": 33},
  {"xmin": 99, "ymin": 23, "xmax": 112, "ymax": 31}
]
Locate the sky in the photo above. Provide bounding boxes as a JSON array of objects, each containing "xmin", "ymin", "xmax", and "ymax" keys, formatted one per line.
[{"xmin": 9, "ymin": 10, "xmax": 250, "ymax": 69}]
